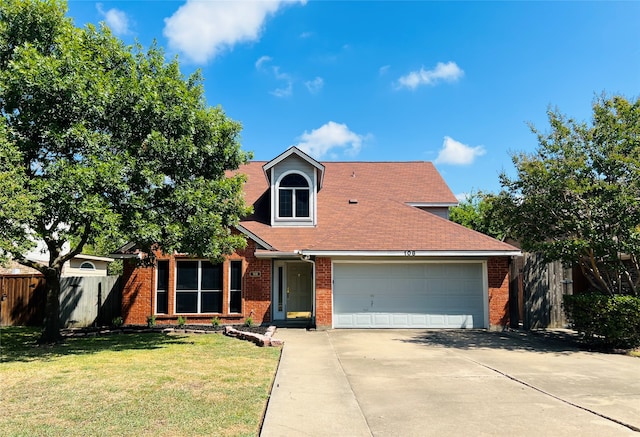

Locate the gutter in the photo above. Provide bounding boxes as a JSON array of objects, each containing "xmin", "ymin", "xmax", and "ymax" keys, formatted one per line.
[
  {"xmin": 254, "ymin": 250, "xmax": 300, "ymax": 259},
  {"xmin": 109, "ymin": 253, "xmax": 143, "ymax": 259},
  {"xmin": 296, "ymin": 250, "xmax": 522, "ymax": 258}
]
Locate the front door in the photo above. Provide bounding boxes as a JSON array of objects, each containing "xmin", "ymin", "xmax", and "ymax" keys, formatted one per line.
[{"xmin": 273, "ymin": 261, "xmax": 313, "ymax": 320}]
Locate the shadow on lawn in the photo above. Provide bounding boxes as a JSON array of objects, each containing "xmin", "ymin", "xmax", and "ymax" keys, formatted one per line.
[
  {"xmin": 401, "ymin": 329, "xmax": 583, "ymax": 355},
  {"xmin": 0, "ymin": 327, "xmax": 192, "ymax": 363}
]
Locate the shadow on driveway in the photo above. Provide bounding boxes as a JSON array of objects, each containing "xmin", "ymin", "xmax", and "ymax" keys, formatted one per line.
[{"xmin": 400, "ymin": 328, "xmax": 584, "ymax": 354}]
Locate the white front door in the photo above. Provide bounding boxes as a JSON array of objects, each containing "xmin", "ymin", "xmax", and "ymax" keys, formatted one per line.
[{"xmin": 273, "ymin": 261, "xmax": 314, "ymax": 321}]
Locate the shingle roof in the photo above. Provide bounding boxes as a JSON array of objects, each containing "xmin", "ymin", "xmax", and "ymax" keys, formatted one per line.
[{"xmin": 235, "ymin": 159, "xmax": 518, "ymax": 254}]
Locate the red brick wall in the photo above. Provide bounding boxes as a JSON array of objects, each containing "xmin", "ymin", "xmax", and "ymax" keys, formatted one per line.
[
  {"xmin": 315, "ymin": 257, "xmax": 332, "ymax": 329},
  {"xmin": 121, "ymin": 259, "xmax": 153, "ymax": 325},
  {"xmin": 122, "ymin": 251, "xmax": 513, "ymax": 329},
  {"xmin": 488, "ymin": 257, "xmax": 510, "ymax": 327},
  {"xmin": 237, "ymin": 240, "xmax": 272, "ymax": 324},
  {"xmin": 121, "ymin": 239, "xmax": 272, "ymax": 326}
]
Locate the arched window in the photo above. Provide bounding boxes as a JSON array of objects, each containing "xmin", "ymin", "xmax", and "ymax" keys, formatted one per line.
[
  {"xmin": 278, "ymin": 173, "xmax": 310, "ymax": 218},
  {"xmin": 79, "ymin": 261, "xmax": 96, "ymax": 271}
]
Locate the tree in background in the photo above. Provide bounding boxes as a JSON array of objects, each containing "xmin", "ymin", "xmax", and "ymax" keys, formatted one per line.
[
  {"xmin": 496, "ymin": 95, "xmax": 640, "ymax": 296},
  {"xmin": 449, "ymin": 190, "xmax": 508, "ymax": 241},
  {"xmin": 0, "ymin": 0, "xmax": 251, "ymax": 342}
]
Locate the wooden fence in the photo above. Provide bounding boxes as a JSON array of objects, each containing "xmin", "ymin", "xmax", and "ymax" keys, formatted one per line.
[
  {"xmin": 0, "ymin": 275, "xmax": 47, "ymax": 326},
  {"xmin": 520, "ymin": 253, "xmax": 573, "ymax": 329},
  {"xmin": 0, "ymin": 275, "xmax": 121, "ymax": 327}
]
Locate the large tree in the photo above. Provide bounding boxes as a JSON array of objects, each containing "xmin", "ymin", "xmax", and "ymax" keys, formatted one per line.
[
  {"xmin": 497, "ymin": 95, "xmax": 640, "ymax": 296},
  {"xmin": 449, "ymin": 190, "xmax": 508, "ymax": 241},
  {"xmin": 0, "ymin": 0, "xmax": 251, "ymax": 342}
]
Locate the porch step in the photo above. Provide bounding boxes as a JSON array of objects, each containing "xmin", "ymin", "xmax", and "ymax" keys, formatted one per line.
[{"xmin": 270, "ymin": 319, "xmax": 315, "ymax": 329}]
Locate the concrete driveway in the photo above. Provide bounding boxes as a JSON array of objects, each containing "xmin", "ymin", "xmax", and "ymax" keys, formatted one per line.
[{"xmin": 261, "ymin": 329, "xmax": 640, "ymax": 437}]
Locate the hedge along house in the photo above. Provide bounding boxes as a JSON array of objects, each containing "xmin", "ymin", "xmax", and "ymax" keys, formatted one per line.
[{"xmin": 117, "ymin": 147, "xmax": 520, "ymax": 329}]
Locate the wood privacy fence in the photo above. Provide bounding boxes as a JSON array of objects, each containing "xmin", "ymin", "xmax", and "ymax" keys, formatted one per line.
[
  {"xmin": 520, "ymin": 253, "xmax": 573, "ymax": 329},
  {"xmin": 0, "ymin": 275, "xmax": 121, "ymax": 327},
  {"xmin": 0, "ymin": 275, "xmax": 46, "ymax": 326}
]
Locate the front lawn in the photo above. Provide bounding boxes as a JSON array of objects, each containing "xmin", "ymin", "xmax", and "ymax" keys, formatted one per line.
[{"xmin": 0, "ymin": 327, "xmax": 281, "ymax": 437}]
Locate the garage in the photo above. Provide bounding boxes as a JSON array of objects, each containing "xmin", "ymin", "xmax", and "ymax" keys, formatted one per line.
[{"xmin": 333, "ymin": 262, "xmax": 486, "ymax": 328}]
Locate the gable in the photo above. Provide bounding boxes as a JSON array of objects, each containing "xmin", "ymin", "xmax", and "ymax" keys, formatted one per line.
[{"xmin": 233, "ymin": 156, "xmax": 517, "ymax": 255}]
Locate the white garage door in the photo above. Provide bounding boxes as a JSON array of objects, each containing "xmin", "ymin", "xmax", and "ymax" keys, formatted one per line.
[{"xmin": 333, "ymin": 263, "xmax": 485, "ymax": 329}]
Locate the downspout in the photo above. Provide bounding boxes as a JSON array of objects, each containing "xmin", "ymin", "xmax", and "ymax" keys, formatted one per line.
[{"xmin": 295, "ymin": 250, "xmax": 316, "ymax": 329}]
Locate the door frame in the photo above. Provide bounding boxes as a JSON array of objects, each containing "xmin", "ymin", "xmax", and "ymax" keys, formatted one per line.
[{"xmin": 272, "ymin": 260, "xmax": 315, "ymax": 321}]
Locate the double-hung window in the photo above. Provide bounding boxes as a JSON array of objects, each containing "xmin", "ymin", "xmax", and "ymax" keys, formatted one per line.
[
  {"xmin": 278, "ymin": 173, "xmax": 310, "ymax": 218},
  {"xmin": 175, "ymin": 260, "xmax": 222, "ymax": 313}
]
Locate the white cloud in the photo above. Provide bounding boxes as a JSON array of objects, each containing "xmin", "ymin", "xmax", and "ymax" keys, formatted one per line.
[
  {"xmin": 96, "ymin": 3, "xmax": 130, "ymax": 35},
  {"xmin": 396, "ymin": 61, "xmax": 464, "ymax": 90},
  {"xmin": 379, "ymin": 65, "xmax": 390, "ymax": 76},
  {"xmin": 164, "ymin": 1, "xmax": 304, "ymax": 64},
  {"xmin": 455, "ymin": 192, "xmax": 468, "ymax": 202},
  {"xmin": 305, "ymin": 77, "xmax": 324, "ymax": 94},
  {"xmin": 271, "ymin": 82, "xmax": 292, "ymax": 98},
  {"xmin": 300, "ymin": 31, "xmax": 313, "ymax": 39},
  {"xmin": 256, "ymin": 56, "xmax": 293, "ymax": 98},
  {"xmin": 255, "ymin": 55, "xmax": 272, "ymax": 69},
  {"xmin": 293, "ymin": 121, "xmax": 367, "ymax": 159},
  {"xmin": 435, "ymin": 136, "xmax": 486, "ymax": 165}
]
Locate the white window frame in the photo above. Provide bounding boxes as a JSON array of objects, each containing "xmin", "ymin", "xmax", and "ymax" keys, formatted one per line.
[
  {"xmin": 155, "ymin": 260, "xmax": 169, "ymax": 315},
  {"xmin": 174, "ymin": 260, "xmax": 223, "ymax": 314},
  {"xmin": 79, "ymin": 261, "xmax": 96, "ymax": 270},
  {"xmin": 229, "ymin": 260, "xmax": 243, "ymax": 314},
  {"xmin": 273, "ymin": 170, "xmax": 316, "ymax": 226}
]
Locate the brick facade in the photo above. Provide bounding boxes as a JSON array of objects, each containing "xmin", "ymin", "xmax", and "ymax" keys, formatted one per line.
[
  {"xmin": 121, "ymin": 250, "xmax": 513, "ymax": 328},
  {"xmin": 314, "ymin": 257, "xmax": 332, "ymax": 329},
  {"xmin": 121, "ymin": 259, "xmax": 153, "ymax": 325},
  {"xmin": 488, "ymin": 256, "xmax": 510, "ymax": 327},
  {"xmin": 120, "ymin": 239, "xmax": 273, "ymax": 326}
]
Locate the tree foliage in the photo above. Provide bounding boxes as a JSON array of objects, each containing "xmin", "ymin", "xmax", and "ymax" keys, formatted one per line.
[
  {"xmin": 0, "ymin": 0, "xmax": 251, "ymax": 342},
  {"xmin": 449, "ymin": 190, "xmax": 507, "ymax": 241},
  {"xmin": 497, "ymin": 95, "xmax": 640, "ymax": 296}
]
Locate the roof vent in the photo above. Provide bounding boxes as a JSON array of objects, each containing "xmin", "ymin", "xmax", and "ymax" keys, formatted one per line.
[{"xmin": 348, "ymin": 199, "xmax": 358, "ymax": 204}]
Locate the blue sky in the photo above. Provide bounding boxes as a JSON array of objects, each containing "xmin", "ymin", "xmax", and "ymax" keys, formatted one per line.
[{"xmin": 66, "ymin": 1, "xmax": 639, "ymax": 198}]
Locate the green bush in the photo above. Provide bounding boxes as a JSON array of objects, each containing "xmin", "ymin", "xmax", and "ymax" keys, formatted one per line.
[
  {"xmin": 243, "ymin": 317, "xmax": 253, "ymax": 327},
  {"xmin": 563, "ymin": 293, "xmax": 640, "ymax": 349},
  {"xmin": 177, "ymin": 316, "xmax": 187, "ymax": 328},
  {"xmin": 111, "ymin": 316, "xmax": 123, "ymax": 328},
  {"xmin": 146, "ymin": 315, "xmax": 156, "ymax": 328},
  {"xmin": 211, "ymin": 317, "xmax": 221, "ymax": 328}
]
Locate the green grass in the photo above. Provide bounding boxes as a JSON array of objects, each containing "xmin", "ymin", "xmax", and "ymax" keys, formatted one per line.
[{"xmin": 0, "ymin": 327, "xmax": 281, "ymax": 437}]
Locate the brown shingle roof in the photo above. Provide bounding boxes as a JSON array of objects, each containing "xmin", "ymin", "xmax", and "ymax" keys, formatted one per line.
[{"xmin": 235, "ymin": 160, "xmax": 517, "ymax": 253}]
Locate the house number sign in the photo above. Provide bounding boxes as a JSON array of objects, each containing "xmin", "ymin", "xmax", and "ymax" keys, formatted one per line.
[{"xmin": 404, "ymin": 250, "xmax": 416, "ymax": 257}]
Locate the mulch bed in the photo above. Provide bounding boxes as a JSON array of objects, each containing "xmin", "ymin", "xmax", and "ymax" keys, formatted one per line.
[{"xmin": 62, "ymin": 324, "xmax": 270, "ymax": 337}]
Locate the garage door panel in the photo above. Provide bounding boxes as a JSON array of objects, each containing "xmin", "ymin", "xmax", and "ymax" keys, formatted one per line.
[{"xmin": 333, "ymin": 263, "xmax": 484, "ymax": 329}]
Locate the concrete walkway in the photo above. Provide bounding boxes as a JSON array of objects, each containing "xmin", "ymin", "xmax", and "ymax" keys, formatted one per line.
[
  {"xmin": 260, "ymin": 329, "xmax": 371, "ymax": 436},
  {"xmin": 261, "ymin": 329, "xmax": 640, "ymax": 437}
]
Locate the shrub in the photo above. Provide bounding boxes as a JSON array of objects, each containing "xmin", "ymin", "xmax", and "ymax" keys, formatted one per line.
[
  {"xmin": 112, "ymin": 316, "xmax": 123, "ymax": 328},
  {"xmin": 177, "ymin": 316, "xmax": 187, "ymax": 328},
  {"xmin": 147, "ymin": 315, "xmax": 156, "ymax": 328},
  {"xmin": 243, "ymin": 317, "xmax": 253, "ymax": 327},
  {"xmin": 563, "ymin": 293, "xmax": 640, "ymax": 349},
  {"xmin": 211, "ymin": 317, "xmax": 221, "ymax": 328}
]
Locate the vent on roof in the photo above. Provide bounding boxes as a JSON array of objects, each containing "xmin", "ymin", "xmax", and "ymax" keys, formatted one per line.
[{"xmin": 348, "ymin": 199, "xmax": 358, "ymax": 204}]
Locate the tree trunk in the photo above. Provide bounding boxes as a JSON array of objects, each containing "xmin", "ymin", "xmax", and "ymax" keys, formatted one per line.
[{"xmin": 39, "ymin": 268, "xmax": 62, "ymax": 343}]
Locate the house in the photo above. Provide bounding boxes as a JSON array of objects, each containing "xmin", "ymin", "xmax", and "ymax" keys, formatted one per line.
[
  {"xmin": 118, "ymin": 147, "xmax": 520, "ymax": 329},
  {"xmin": 1, "ymin": 247, "xmax": 113, "ymax": 277}
]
